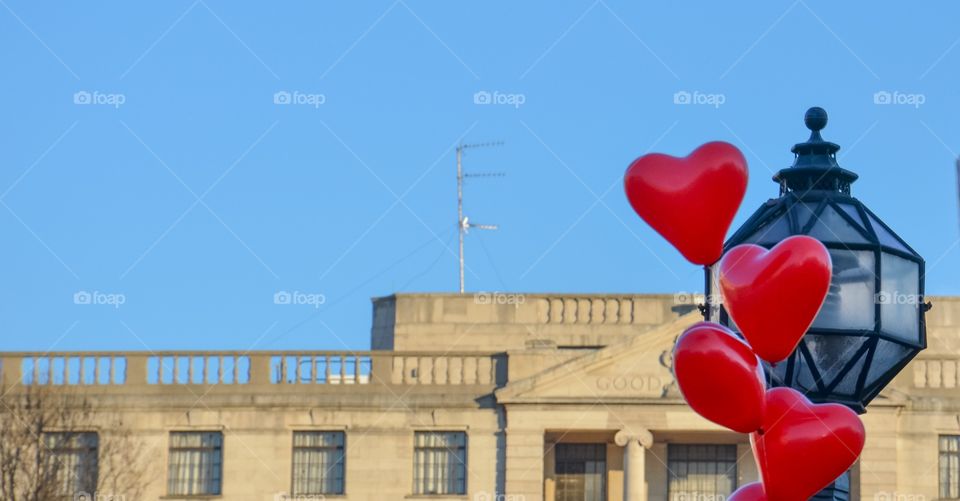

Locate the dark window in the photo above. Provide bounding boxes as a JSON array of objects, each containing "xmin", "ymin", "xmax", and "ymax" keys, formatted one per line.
[
  {"xmin": 44, "ymin": 432, "xmax": 99, "ymax": 497},
  {"xmin": 667, "ymin": 444, "xmax": 737, "ymax": 500},
  {"xmin": 413, "ymin": 431, "xmax": 466, "ymax": 495},
  {"xmin": 942, "ymin": 435, "xmax": 960, "ymax": 498},
  {"xmin": 167, "ymin": 431, "xmax": 223, "ymax": 496},
  {"xmin": 555, "ymin": 443, "xmax": 606, "ymax": 501},
  {"xmin": 292, "ymin": 431, "xmax": 345, "ymax": 495}
]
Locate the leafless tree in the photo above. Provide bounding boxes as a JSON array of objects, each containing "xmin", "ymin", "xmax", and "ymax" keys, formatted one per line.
[{"xmin": 0, "ymin": 387, "xmax": 150, "ymax": 501}]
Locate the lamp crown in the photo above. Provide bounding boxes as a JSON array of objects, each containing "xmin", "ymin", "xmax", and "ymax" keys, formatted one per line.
[{"xmin": 773, "ymin": 107, "xmax": 858, "ymax": 195}]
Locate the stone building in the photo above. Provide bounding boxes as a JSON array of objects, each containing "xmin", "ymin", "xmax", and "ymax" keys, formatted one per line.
[{"xmin": 0, "ymin": 293, "xmax": 958, "ymax": 501}]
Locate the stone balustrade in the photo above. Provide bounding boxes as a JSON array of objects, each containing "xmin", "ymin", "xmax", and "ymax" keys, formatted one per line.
[
  {"xmin": 0, "ymin": 351, "xmax": 504, "ymax": 390},
  {"xmin": 912, "ymin": 357, "xmax": 960, "ymax": 389}
]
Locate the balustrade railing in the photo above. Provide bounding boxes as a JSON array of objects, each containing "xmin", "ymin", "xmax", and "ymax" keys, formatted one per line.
[
  {"xmin": 913, "ymin": 358, "xmax": 960, "ymax": 389},
  {"xmin": 0, "ymin": 351, "xmax": 503, "ymax": 389}
]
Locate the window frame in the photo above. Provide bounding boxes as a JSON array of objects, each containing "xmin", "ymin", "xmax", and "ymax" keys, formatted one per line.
[
  {"xmin": 666, "ymin": 443, "xmax": 739, "ymax": 500},
  {"xmin": 412, "ymin": 430, "xmax": 468, "ymax": 496},
  {"xmin": 553, "ymin": 442, "xmax": 608, "ymax": 501},
  {"xmin": 290, "ymin": 430, "xmax": 346, "ymax": 496},
  {"xmin": 43, "ymin": 431, "xmax": 99, "ymax": 498},
  {"xmin": 167, "ymin": 431, "xmax": 224, "ymax": 497},
  {"xmin": 941, "ymin": 435, "xmax": 960, "ymax": 499}
]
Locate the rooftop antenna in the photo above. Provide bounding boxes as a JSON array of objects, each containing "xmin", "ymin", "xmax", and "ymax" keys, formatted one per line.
[
  {"xmin": 956, "ymin": 157, "xmax": 960, "ymax": 235},
  {"xmin": 457, "ymin": 141, "xmax": 504, "ymax": 293}
]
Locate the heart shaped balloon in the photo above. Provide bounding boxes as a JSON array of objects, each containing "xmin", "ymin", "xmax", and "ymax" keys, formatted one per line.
[
  {"xmin": 673, "ymin": 322, "xmax": 766, "ymax": 433},
  {"xmin": 624, "ymin": 141, "xmax": 748, "ymax": 265},
  {"xmin": 728, "ymin": 482, "xmax": 766, "ymax": 501},
  {"xmin": 751, "ymin": 387, "xmax": 865, "ymax": 501},
  {"xmin": 718, "ymin": 235, "xmax": 832, "ymax": 363}
]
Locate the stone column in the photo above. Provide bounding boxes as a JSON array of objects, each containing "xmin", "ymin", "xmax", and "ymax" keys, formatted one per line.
[{"xmin": 615, "ymin": 428, "xmax": 654, "ymax": 501}]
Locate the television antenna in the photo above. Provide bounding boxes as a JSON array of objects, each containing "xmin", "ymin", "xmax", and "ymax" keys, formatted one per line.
[{"xmin": 457, "ymin": 141, "xmax": 504, "ymax": 293}]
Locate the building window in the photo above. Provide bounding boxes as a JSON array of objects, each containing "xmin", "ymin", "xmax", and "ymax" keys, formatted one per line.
[
  {"xmin": 168, "ymin": 431, "xmax": 223, "ymax": 496},
  {"xmin": 555, "ymin": 443, "xmax": 607, "ymax": 501},
  {"xmin": 413, "ymin": 431, "xmax": 467, "ymax": 495},
  {"xmin": 292, "ymin": 431, "xmax": 345, "ymax": 495},
  {"xmin": 942, "ymin": 435, "xmax": 960, "ymax": 498},
  {"xmin": 667, "ymin": 444, "xmax": 737, "ymax": 500},
  {"xmin": 44, "ymin": 432, "xmax": 99, "ymax": 497}
]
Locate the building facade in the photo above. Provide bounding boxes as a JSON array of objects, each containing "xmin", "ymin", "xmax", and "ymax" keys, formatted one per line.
[{"xmin": 1, "ymin": 293, "xmax": 958, "ymax": 501}]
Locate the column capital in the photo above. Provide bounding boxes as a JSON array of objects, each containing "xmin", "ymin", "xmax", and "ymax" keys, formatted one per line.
[{"xmin": 615, "ymin": 427, "xmax": 653, "ymax": 449}]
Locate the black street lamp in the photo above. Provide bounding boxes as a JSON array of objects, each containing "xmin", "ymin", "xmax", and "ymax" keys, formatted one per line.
[{"xmin": 703, "ymin": 107, "xmax": 930, "ymax": 500}]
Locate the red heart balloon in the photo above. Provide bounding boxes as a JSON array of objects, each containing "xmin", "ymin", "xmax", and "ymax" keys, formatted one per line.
[
  {"xmin": 728, "ymin": 482, "xmax": 767, "ymax": 501},
  {"xmin": 624, "ymin": 141, "xmax": 748, "ymax": 265},
  {"xmin": 674, "ymin": 322, "xmax": 766, "ymax": 433},
  {"xmin": 718, "ymin": 235, "xmax": 832, "ymax": 363},
  {"xmin": 751, "ymin": 388, "xmax": 865, "ymax": 501}
]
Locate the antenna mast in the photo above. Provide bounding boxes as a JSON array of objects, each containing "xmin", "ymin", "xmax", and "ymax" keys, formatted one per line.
[{"xmin": 456, "ymin": 141, "xmax": 504, "ymax": 293}]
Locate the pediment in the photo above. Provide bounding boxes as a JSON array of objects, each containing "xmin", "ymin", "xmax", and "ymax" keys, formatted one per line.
[{"xmin": 495, "ymin": 313, "xmax": 700, "ymax": 403}]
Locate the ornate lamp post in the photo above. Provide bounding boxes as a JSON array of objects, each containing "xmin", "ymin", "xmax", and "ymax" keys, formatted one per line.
[{"xmin": 703, "ymin": 107, "xmax": 929, "ymax": 500}]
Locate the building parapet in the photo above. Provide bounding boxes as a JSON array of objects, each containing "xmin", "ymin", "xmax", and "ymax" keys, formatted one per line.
[
  {"xmin": 373, "ymin": 293, "xmax": 694, "ymax": 351},
  {"xmin": 0, "ymin": 350, "xmax": 505, "ymax": 391}
]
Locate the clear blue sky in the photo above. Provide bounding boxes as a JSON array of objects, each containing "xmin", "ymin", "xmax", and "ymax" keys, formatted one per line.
[{"xmin": 2, "ymin": 1, "xmax": 958, "ymax": 352}]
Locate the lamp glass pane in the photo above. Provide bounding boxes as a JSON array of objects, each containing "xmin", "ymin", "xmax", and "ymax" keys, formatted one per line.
[
  {"xmin": 811, "ymin": 249, "xmax": 876, "ymax": 330},
  {"xmin": 832, "ymin": 351, "xmax": 868, "ymax": 396},
  {"xmin": 865, "ymin": 339, "xmax": 912, "ymax": 390},
  {"xmin": 793, "ymin": 351, "xmax": 819, "ymax": 394},
  {"xmin": 743, "ymin": 216, "xmax": 791, "ymax": 245},
  {"xmin": 806, "ymin": 205, "xmax": 870, "ymax": 244},
  {"xmin": 771, "ymin": 358, "xmax": 789, "ymax": 385},
  {"xmin": 868, "ymin": 214, "xmax": 911, "ymax": 253},
  {"xmin": 837, "ymin": 204, "xmax": 866, "ymax": 228},
  {"xmin": 804, "ymin": 334, "xmax": 866, "ymax": 391},
  {"xmin": 880, "ymin": 252, "xmax": 921, "ymax": 343},
  {"xmin": 789, "ymin": 201, "xmax": 819, "ymax": 233}
]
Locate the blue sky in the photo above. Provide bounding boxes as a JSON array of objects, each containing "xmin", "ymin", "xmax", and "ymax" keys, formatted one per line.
[{"xmin": 1, "ymin": 1, "xmax": 958, "ymax": 352}]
